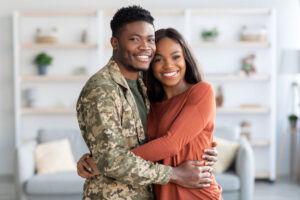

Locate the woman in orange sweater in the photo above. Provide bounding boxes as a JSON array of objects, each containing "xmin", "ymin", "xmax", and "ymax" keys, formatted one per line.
[
  {"xmin": 131, "ymin": 28, "xmax": 222, "ymax": 200},
  {"xmin": 78, "ymin": 28, "xmax": 222, "ymax": 200}
]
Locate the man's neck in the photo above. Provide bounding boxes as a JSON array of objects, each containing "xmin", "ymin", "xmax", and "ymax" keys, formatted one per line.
[{"xmin": 113, "ymin": 55, "xmax": 139, "ymax": 81}]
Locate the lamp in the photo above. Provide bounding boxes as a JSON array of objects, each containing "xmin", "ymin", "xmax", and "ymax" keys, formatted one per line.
[
  {"xmin": 279, "ymin": 0, "xmax": 300, "ymax": 50},
  {"xmin": 276, "ymin": 0, "xmax": 300, "ymax": 182}
]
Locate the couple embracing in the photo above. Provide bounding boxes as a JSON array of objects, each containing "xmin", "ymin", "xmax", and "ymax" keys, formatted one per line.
[{"xmin": 76, "ymin": 5, "xmax": 222, "ymax": 200}]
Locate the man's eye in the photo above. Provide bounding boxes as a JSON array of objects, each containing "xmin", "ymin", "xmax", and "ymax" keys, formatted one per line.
[
  {"xmin": 148, "ymin": 38, "xmax": 155, "ymax": 43},
  {"xmin": 130, "ymin": 38, "xmax": 139, "ymax": 42}
]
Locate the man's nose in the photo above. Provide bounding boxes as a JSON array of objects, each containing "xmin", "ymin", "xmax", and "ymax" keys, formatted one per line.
[{"xmin": 139, "ymin": 40, "xmax": 151, "ymax": 50}]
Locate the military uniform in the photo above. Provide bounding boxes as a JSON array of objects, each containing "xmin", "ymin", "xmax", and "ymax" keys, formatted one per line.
[{"xmin": 76, "ymin": 58, "xmax": 172, "ymax": 200}]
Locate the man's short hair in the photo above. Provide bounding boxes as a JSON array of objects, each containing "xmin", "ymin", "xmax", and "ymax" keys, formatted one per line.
[{"xmin": 110, "ymin": 5, "xmax": 154, "ymax": 38}]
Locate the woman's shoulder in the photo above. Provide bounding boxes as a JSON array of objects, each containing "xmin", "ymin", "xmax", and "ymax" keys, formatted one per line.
[{"xmin": 189, "ymin": 81, "xmax": 213, "ymax": 97}]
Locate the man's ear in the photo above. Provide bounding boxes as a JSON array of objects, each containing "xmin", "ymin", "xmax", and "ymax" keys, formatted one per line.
[{"xmin": 111, "ymin": 37, "xmax": 118, "ymax": 50}]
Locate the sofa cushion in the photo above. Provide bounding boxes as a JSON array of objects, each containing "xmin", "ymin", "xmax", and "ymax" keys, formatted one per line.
[
  {"xmin": 214, "ymin": 172, "xmax": 240, "ymax": 192},
  {"xmin": 38, "ymin": 129, "xmax": 89, "ymax": 161},
  {"xmin": 213, "ymin": 137, "xmax": 240, "ymax": 174},
  {"xmin": 25, "ymin": 172, "xmax": 85, "ymax": 195},
  {"xmin": 35, "ymin": 139, "xmax": 76, "ymax": 174}
]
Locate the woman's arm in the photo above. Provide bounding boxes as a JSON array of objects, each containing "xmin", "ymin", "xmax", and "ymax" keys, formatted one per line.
[{"xmin": 131, "ymin": 83, "xmax": 216, "ymax": 162}]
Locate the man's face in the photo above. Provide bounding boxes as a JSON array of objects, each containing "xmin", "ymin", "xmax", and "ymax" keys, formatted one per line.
[{"xmin": 112, "ymin": 21, "xmax": 156, "ymax": 73}]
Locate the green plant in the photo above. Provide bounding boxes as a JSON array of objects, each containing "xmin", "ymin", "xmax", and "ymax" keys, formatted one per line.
[
  {"xmin": 289, "ymin": 114, "xmax": 298, "ymax": 121},
  {"xmin": 201, "ymin": 28, "xmax": 219, "ymax": 38},
  {"xmin": 34, "ymin": 52, "xmax": 53, "ymax": 66}
]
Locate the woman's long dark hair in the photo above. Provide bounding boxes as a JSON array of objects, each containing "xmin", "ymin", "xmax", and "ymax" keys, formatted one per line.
[{"xmin": 144, "ymin": 28, "xmax": 203, "ymax": 102}]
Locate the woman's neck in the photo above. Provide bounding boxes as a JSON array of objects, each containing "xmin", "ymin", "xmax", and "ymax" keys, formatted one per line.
[{"xmin": 163, "ymin": 81, "xmax": 193, "ymax": 100}]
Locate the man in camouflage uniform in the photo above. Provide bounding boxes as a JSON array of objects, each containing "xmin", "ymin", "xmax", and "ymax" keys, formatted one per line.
[{"xmin": 76, "ymin": 6, "xmax": 216, "ymax": 200}]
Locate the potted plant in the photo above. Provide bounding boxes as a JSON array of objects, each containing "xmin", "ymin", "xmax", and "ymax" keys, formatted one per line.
[
  {"xmin": 33, "ymin": 52, "xmax": 53, "ymax": 75},
  {"xmin": 288, "ymin": 114, "xmax": 298, "ymax": 129},
  {"xmin": 201, "ymin": 28, "xmax": 219, "ymax": 42}
]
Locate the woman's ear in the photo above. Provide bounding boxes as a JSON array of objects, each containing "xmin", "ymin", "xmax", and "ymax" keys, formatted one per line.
[{"xmin": 110, "ymin": 37, "xmax": 118, "ymax": 50}]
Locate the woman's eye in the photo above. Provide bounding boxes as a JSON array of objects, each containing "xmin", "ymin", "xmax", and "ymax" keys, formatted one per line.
[
  {"xmin": 173, "ymin": 55, "xmax": 180, "ymax": 60},
  {"xmin": 153, "ymin": 57, "xmax": 161, "ymax": 62}
]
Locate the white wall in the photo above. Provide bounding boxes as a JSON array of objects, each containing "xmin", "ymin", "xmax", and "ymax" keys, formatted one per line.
[{"xmin": 0, "ymin": 0, "xmax": 296, "ymax": 176}]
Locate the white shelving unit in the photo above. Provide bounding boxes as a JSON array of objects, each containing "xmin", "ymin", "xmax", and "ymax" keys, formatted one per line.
[
  {"xmin": 13, "ymin": 8, "xmax": 277, "ymax": 181},
  {"xmin": 13, "ymin": 10, "xmax": 101, "ymax": 148}
]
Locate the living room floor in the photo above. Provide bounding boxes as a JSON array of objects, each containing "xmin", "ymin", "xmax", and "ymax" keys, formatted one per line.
[{"xmin": 0, "ymin": 175, "xmax": 299, "ymax": 200}]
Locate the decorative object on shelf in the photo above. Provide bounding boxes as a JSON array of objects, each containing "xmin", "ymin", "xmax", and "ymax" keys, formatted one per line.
[
  {"xmin": 73, "ymin": 66, "xmax": 87, "ymax": 75},
  {"xmin": 22, "ymin": 88, "xmax": 37, "ymax": 107},
  {"xmin": 240, "ymin": 121, "xmax": 251, "ymax": 140},
  {"xmin": 201, "ymin": 28, "xmax": 219, "ymax": 42},
  {"xmin": 241, "ymin": 54, "xmax": 256, "ymax": 76},
  {"xmin": 35, "ymin": 27, "xmax": 58, "ymax": 43},
  {"xmin": 215, "ymin": 85, "xmax": 224, "ymax": 107},
  {"xmin": 81, "ymin": 29, "xmax": 89, "ymax": 43},
  {"xmin": 240, "ymin": 25, "xmax": 267, "ymax": 42},
  {"xmin": 288, "ymin": 114, "xmax": 298, "ymax": 129},
  {"xmin": 33, "ymin": 52, "xmax": 53, "ymax": 75}
]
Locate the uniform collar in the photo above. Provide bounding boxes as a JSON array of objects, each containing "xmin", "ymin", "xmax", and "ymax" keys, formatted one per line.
[{"xmin": 107, "ymin": 57, "xmax": 150, "ymax": 113}]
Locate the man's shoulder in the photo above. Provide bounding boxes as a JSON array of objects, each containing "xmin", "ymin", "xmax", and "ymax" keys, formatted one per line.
[{"xmin": 83, "ymin": 66, "xmax": 118, "ymax": 96}]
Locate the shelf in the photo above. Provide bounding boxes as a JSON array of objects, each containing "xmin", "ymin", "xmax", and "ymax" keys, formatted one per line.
[
  {"xmin": 250, "ymin": 139, "xmax": 270, "ymax": 147},
  {"xmin": 255, "ymin": 171, "xmax": 270, "ymax": 179},
  {"xmin": 19, "ymin": 10, "xmax": 98, "ymax": 16},
  {"xmin": 191, "ymin": 8, "xmax": 271, "ymax": 15},
  {"xmin": 20, "ymin": 43, "xmax": 98, "ymax": 49},
  {"xmin": 22, "ymin": 108, "xmax": 75, "ymax": 115},
  {"xmin": 103, "ymin": 9, "xmax": 185, "ymax": 16},
  {"xmin": 205, "ymin": 74, "xmax": 270, "ymax": 81},
  {"xmin": 21, "ymin": 75, "xmax": 89, "ymax": 82},
  {"xmin": 192, "ymin": 41, "xmax": 270, "ymax": 48},
  {"xmin": 103, "ymin": 8, "xmax": 271, "ymax": 16},
  {"xmin": 216, "ymin": 107, "xmax": 270, "ymax": 114}
]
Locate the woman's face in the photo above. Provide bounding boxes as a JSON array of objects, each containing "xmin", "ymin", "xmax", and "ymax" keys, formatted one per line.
[{"xmin": 152, "ymin": 37, "xmax": 187, "ymax": 89}]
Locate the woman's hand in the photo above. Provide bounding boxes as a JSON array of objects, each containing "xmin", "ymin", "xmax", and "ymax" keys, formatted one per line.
[
  {"xmin": 203, "ymin": 142, "xmax": 218, "ymax": 166},
  {"xmin": 77, "ymin": 153, "xmax": 100, "ymax": 178}
]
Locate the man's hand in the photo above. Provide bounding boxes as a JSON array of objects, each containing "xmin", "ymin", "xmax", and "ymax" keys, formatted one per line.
[
  {"xmin": 170, "ymin": 160, "xmax": 213, "ymax": 188},
  {"xmin": 77, "ymin": 153, "xmax": 100, "ymax": 178},
  {"xmin": 203, "ymin": 141, "xmax": 218, "ymax": 166}
]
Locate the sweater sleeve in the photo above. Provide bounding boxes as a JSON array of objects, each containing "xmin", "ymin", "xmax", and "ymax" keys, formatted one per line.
[{"xmin": 131, "ymin": 83, "xmax": 216, "ymax": 162}]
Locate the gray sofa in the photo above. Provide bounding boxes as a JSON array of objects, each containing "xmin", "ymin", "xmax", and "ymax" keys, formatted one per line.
[
  {"xmin": 214, "ymin": 127, "xmax": 255, "ymax": 200},
  {"xmin": 16, "ymin": 127, "xmax": 254, "ymax": 200},
  {"xmin": 16, "ymin": 129, "xmax": 89, "ymax": 200}
]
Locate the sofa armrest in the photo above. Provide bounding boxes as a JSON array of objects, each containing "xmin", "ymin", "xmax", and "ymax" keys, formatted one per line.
[
  {"xmin": 235, "ymin": 136, "xmax": 255, "ymax": 200},
  {"xmin": 16, "ymin": 140, "xmax": 37, "ymax": 184}
]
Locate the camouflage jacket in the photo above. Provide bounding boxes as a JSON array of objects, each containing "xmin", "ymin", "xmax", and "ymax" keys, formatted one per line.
[{"xmin": 76, "ymin": 58, "xmax": 172, "ymax": 200}]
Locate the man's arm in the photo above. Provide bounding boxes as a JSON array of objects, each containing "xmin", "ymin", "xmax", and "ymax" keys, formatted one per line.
[{"xmin": 78, "ymin": 87, "xmax": 172, "ymax": 186}]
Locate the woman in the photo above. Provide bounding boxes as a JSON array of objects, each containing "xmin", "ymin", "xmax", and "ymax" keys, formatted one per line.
[{"xmin": 78, "ymin": 28, "xmax": 222, "ymax": 199}]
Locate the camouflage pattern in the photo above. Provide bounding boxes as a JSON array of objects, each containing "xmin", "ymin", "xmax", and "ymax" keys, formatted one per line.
[{"xmin": 76, "ymin": 58, "xmax": 172, "ymax": 200}]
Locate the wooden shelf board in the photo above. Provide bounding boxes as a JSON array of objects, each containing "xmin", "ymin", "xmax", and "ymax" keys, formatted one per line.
[
  {"xmin": 192, "ymin": 41, "xmax": 270, "ymax": 48},
  {"xmin": 205, "ymin": 74, "xmax": 270, "ymax": 81},
  {"xmin": 250, "ymin": 139, "xmax": 270, "ymax": 147},
  {"xmin": 21, "ymin": 75, "xmax": 89, "ymax": 82},
  {"xmin": 191, "ymin": 8, "xmax": 271, "ymax": 15},
  {"xmin": 255, "ymin": 171, "xmax": 270, "ymax": 179},
  {"xmin": 103, "ymin": 9, "xmax": 184, "ymax": 16},
  {"xmin": 19, "ymin": 10, "xmax": 98, "ymax": 16},
  {"xmin": 216, "ymin": 107, "xmax": 270, "ymax": 114},
  {"xmin": 22, "ymin": 108, "xmax": 75, "ymax": 115},
  {"xmin": 20, "ymin": 43, "xmax": 98, "ymax": 49}
]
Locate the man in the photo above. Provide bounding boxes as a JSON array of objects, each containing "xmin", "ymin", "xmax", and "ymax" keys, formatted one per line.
[{"xmin": 76, "ymin": 5, "xmax": 217, "ymax": 200}]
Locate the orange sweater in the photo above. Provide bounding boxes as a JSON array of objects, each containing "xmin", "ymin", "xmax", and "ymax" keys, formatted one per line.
[{"xmin": 131, "ymin": 81, "xmax": 222, "ymax": 200}]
